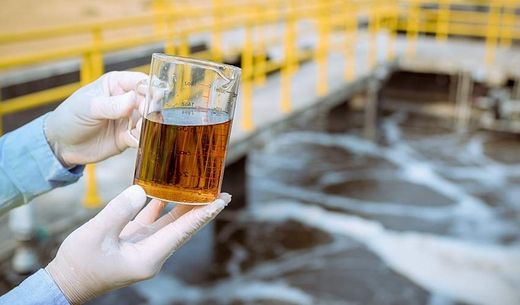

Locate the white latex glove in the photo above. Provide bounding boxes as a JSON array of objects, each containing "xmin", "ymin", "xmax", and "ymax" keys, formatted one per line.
[
  {"xmin": 45, "ymin": 185, "xmax": 230, "ymax": 305},
  {"xmin": 44, "ymin": 71, "xmax": 147, "ymax": 167}
]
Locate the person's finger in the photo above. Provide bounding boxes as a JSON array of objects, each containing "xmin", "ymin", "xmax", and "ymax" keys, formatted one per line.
[
  {"xmin": 121, "ymin": 200, "xmax": 191, "ymax": 240},
  {"xmin": 107, "ymin": 71, "xmax": 148, "ymax": 95},
  {"xmin": 134, "ymin": 199, "xmax": 168, "ymax": 225},
  {"xmin": 91, "ymin": 91, "xmax": 137, "ymax": 120},
  {"xmin": 121, "ymin": 204, "xmax": 194, "ymax": 241},
  {"xmin": 92, "ymin": 185, "xmax": 147, "ymax": 237},
  {"xmin": 168, "ymin": 204, "xmax": 196, "ymax": 221},
  {"xmin": 119, "ymin": 117, "xmax": 142, "ymax": 149},
  {"xmin": 119, "ymin": 220, "xmax": 148, "ymax": 241},
  {"xmin": 128, "ymin": 109, "xmax": 141, "ymax": 129},
  {"xmin": 138, "ymin": 99, "xmax": 146, "ymax": 117},
  {"xmin": 135, "ymin": 97, "xmax": 145, "ymax": 117},
  {"xmin": 139, "ymin": 193, "xmax": 231, "ymax": 261},
  {"xmin": 136, "ymin": 82, "xmax": 148, "ymax": 96},
  {"xmin": 148, "ymin": 204, "xmax": 194, "ymax": 232},
  {"xmin": 134, "ymin": 83, "xmax": 146, "ymax": 111}
]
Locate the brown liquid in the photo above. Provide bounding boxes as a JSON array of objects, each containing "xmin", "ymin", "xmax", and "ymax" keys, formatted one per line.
[{"xmin": 134, "ymin": 108, "xmax": 232, "ymax": 204}]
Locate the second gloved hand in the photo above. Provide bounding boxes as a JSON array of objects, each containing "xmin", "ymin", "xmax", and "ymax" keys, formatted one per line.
[
  {"xmin": 44, "ymin": 71, "xmax": 147, "ymax": 167},
  {"xmin": 46, "ymin": 185, "xmax": 230, "ymax": 305}
]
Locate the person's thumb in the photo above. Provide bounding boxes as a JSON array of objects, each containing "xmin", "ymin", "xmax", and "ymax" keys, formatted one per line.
[
  {"xmin": 90, "ymin": 91, "xmax": 137, "ymax": 120},
  {"xmin": 91, "ymin": 185, "xmax": 147, "ymax": 237}
]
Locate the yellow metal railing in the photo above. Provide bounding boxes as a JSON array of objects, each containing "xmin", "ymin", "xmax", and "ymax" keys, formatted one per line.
[
  {"xmin": 397, "ymin": 0, "xmax": 520, "ymax": 63},
  {"xmin": 0, "ymin": 0, "xmax": 518, "ymax": 207}
]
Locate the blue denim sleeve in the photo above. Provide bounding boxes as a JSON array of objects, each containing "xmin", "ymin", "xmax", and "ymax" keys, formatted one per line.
[
  {"xmin": 0, "ymin": 114, "xmax": 84, "ymax": 215},
  {"xmin": 0, "ymin": 269, "xmax": 70, "ymax": 305}
]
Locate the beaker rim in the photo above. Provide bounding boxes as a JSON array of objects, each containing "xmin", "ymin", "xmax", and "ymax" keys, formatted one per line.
[{"xmin": 152, "ymin": 53, "xmax": 242, "ymax": 74}]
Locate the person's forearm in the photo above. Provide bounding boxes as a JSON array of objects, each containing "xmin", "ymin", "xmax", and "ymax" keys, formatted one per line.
[
  {"xmin": 0, "ymin": 269, "xmax": 70, "ymax": 305},
  {"xmin": 0, "ymin": 115, "xmax": 84, "ymax": 215}
]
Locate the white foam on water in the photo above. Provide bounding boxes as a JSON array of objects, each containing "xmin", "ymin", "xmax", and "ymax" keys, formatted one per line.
[
  {"xmin": 428, "ymin": 294, "xmax": 456, "ymax": 305},
  {"xmin": 224, "ymin": 280, "xmax": 313, "ymax": 304},
  {"xmin": 252, "ymin": 201, "xmax": 385, "ymax": 242},
  {"xmin": 250, "ymin": 200, "xmax": 520, "ymax": 305},
  {"xmin": 256, "ymin": 122, "xmax": 517, "ymax": 240},
  {"xmin": 253, "ymin": 178, "xmax": 458, "ymax": 220},
  {"xmin": 240, "ymin": 241, "xmax": 355, "ymax": 280},
  {"xmin": 372, "ymin": 232, "xmax": 520, "ymax": 305},
  {"xmin": 317, "ymin": 169, "xmax": 400, "ymax": 185},
  {"xmin": 381, "ymin": 113, "xmax": 404, "ymax": 144},
  {"xmin": 135, "ymin": 275, "xmax": 202, "ymax": 305},
  {"xmin": 245, "ymin": 114, "xmax": 520, "ymax": 304},
  {"xmin": 135, "ymin": 274, "xmax": 314, "ymax": 305},
  {"xmin": 433, "ymin": 133, "xmax": 520, "ymax": 188}
]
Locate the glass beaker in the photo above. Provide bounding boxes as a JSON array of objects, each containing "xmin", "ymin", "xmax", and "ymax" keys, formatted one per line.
[{"xmin": 133, "ymin": 54, "xmax": 241, "ymax": 204}]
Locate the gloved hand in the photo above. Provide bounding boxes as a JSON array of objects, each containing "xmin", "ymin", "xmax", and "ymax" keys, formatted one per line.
[
  {"xmin": 45, "ymin": 185, "xmax": 230, "ymax": 305},
  {"xmin": 44, "ymin": 71, "xmax": 147, "ymax": 167}
]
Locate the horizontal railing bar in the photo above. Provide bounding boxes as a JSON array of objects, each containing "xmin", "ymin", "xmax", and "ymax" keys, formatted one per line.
[{"xmin": 0, "ymin": 83, "xmax": 81, "ymax": 114}]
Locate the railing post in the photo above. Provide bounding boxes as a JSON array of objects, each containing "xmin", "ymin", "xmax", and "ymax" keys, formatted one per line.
[
  {"xmin": 179, "ymin": 32, "xmax": 190, "ymax": 57},
  {"xmin": 254, "ymin": 4, "xmax": 267, "ymax": 86},
  {"xmin": 81, "ymin": 28, "xmax": 104, "ymax": 209},
  {"xmin": 485, "ymin": 2, "xmax": 500, "ymax": 65},
  {"xmin": 164, "ymin": 8, "xmax": 176, "ymax": 55},
  {"xmin": 344, "ymin": 1, "xmax": 358, "ymax": 81},
  {"xmin": 175, "ymin": 27, "xmax": 192, "ymax": 105},
  {"xmin": 386, "ymin": 0, "xmax": 398, "ymax": 60},
  {"xmin": 455, "ymin": 71, "xmax": 473, "ymax": 132},
  {"xmin": 436, "ymin": 0, "xmax": 449, "ymax": 43},
  {"xmin": 281, "ymin": 0, "xmax": 297, "ymax": 112},
  {"xmin": 364, "ymin": 72, "xmax": 382, "ymax": 140},
  {"xmin": 91, "ymin": 28, "xmax": 104, "ymax": 77},
  {"xmin": 500, "ymin": 0, "xmax": 514, "ymax": 48},
  {"xmin": 316, "ymin": 0, "xmax": 329, "ymax": 96},
  {"xmin": 212, "ymin": 0, "xmax": 223, "ymax": 62},
  {"xmin": 368, "ymin": 4, "xmax": 380, "ymax": 69},
  {"xmin": 241, "ymin": 13, "xmax": 254, "ymax": 131},
  {"xmin": 406, "ymin": 0, "xmax": 419, "ymax": 57},
  {"xmin": 152, "ymin": 0, "xmax": 168, "ymax": 37}
]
